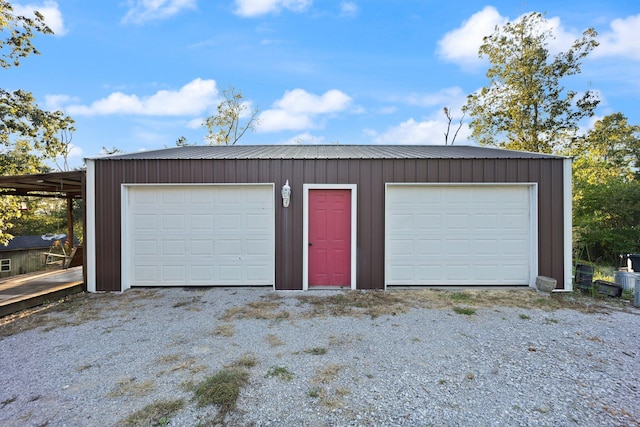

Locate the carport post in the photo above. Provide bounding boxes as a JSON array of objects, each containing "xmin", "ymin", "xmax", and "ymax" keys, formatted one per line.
[{"xmin": 67, "ymin": 197, "xmax": 74, "ymax": 249}]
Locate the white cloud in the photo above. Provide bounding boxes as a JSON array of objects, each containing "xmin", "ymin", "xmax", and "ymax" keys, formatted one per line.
[
  {"xmin": 122, "ymin": 0, "xmax": 197, "ymax": 24},
  {"xmin": 281, "ymin": 132, "xmax": 326, "ymax": 145},
  {"xmin": 437, "ymin": 6, "xmax": 506, "ymax": 69},
  {"xmin": 186, "ymin": 117, "xmax": 203, "ymax": 129},
  {"xmin": 367, "ymin": 118, "xmax": 470, "ymax": 145},
  {"xmin": 62, "ymin": 78, "xmax": 219, "ymax": 116},
  {"xmin": 274, "ymin": 89, "xmax": 351, "ymax": 114},
  {"xmin": 403, "ymin": 87, "xmax": 466, "ymax": 109},
  {"xmin": 340, "ymin": 2, "xmax": 358, "ymax": 18},
  {"xmin": 258, "ymin": 88, "xmax": 352, "ymax": 132},
  {"xmin": 594, "ymin": 14, "xmax": 640, "ymax": 61},
  {"xmin": 44, "ymin": 94, "xmax": 79, "ymax": 110},
  {"xmin": 234, "ymin": 0, "xmax": 311, "ymax": 17},
  {"xmin": 257, "ymin": 109, "xmax": 313, "ymax": 132},
  {"xmin": 12, "ymin": 1, "xmax": 67, "ymax": 36},
  {"xmin": 437, "ymin": 7, "xmax": 591, "ymax": 69}
]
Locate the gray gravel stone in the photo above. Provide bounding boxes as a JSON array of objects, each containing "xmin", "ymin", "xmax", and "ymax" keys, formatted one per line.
[{"xmin": 0, "ymin": 287, "xmax": 639, "ymax": 426}]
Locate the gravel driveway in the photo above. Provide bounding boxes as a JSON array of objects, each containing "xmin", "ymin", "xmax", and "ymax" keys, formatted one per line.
[{"xmin": 1, "ymin": 287, "xmax": 639, "ymax": 426}]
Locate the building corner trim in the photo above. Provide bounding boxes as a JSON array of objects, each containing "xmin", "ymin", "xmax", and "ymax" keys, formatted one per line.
[
  {"xmin": 86, "ymin": 160, "xmax": 97, "ymax": 293},
  {"xmin": 563, "ymin": 158, "xmax": 573, "ymax": 291}
]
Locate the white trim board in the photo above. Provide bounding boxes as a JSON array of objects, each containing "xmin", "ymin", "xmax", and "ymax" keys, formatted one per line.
[{"xmin": 85, "ymin": 159, "xmax": 97, "ymax": 293}]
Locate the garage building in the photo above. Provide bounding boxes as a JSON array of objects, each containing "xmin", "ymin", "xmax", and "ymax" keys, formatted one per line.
[{"xmin": 85, "ymin": 145, "xmax": 572, "ymax": 292}]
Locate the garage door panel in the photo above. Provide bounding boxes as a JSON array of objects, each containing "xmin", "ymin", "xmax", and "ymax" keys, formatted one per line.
[
  {"xmin": 191, "ymin": 240, "xmax": 214, "ymax": 256},
  {"xmin": 133, "ymin": 214, "xmax": 157, "ymax": 229},
  {"xmin": 191, "ymin": 266, "xmax": 214, "ymax": 281},
  {"xmin": 126, "ymin": 185, "xmax": 274, "ymax": 287},
  {"xmin": 386, "ymin": 185, "xmax": 533, "ymax": 286},
  {"xmin": 134, "ymin": 266, "xmax": 157, "ymax": 282},
  {"xmin": 472, "ymin": 240, "xmax": 499, "ymax": 256},
  {"xmin": 162, "ymin": 266, "xmax": 186, "ymax": 281}
]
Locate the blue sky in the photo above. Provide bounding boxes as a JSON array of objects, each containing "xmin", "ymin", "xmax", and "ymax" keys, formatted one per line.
[{"xmin": 4, "ymin": 0, "xmax": 639, "ymax": 169}]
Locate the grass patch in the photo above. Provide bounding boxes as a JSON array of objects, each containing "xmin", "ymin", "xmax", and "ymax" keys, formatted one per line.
[
  {"xmin": 265, "ymin": 334, "xmax": 285, "ymax": 346},
  {"xmin": 453, "ymin": 306, "xmax": 476, "ymax": 316},
  {"xmin": 229, "ymin": 354, "xmax": 258, "ymax": 369},
  {"xmin": 265, "ymin": 366, "xmax": 294, "ymax": 381},
  {"xmin": 308, "ymin": 386, "xmax": 350, "ymax": 409},
  {"xmin": 312, "ymin": 364, "xmax": 343, "ymax": 384},
  {"xmin": 169, "ymin": 357, "xmax": 207, "ymax": 374},
  {"xmin": 172, "ymin": 295, "xmax": 202, "ymax": 308},
  {"xmin": 108, "ymin": 378, "xmax": 156, "ymax": 398},
  {"xmin": 308, "ymin": 387, "xmax": 321, "ymax": 398},
  {"xmin": 192, "ymin": 368, "xmax": 250, "ymax": 411},
  {"xmin": 449, "ymin": 292, "xmax": 471, "ymax": 301},
  {"xmin": 221, "ymin": 298, "xmax": 290, "ymax": 321},
  {"xmin": 155, "ymin": 353, "xmax": 182, "ymax": 364},
  {"xmin": 621, "ymin": 290, "xmax": 634, "ymax": 302},
  {"xmin": 297, "ymin": 290, "xmax": 410, "ymax": 318},
  {"xmin": 0, "ymin": 293, "xmax": 105, "ymax": 337},
  {"xmin": 519, "ymin": 314, "xmax": 530, "ymax": 320},
  {"xmin": 294, "ymin": 287, "xmax": 621, "ymax": 320},
  {"xmin": 213, "ymin": 323, "xmax": 234, "ymax": 337},
  {"xmin": 119, "ymin": 398, "xmax": 184, "ymax": 426},
  {"xmin": 304, "ymin": 347, "xmax": 328, "ymax": 355}
]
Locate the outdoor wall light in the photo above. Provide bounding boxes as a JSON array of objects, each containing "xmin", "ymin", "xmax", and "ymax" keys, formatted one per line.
[{"xmin": 281, "ymin": 180, "xmax": 291, "ymax": 207}]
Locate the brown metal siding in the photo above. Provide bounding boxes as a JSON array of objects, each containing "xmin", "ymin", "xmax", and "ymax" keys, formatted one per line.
[{"xmin": 93, "ymin": 157, "xmax": 566, "ymax": 292}]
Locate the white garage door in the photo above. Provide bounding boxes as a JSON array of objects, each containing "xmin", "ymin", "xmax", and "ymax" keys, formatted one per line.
[
  {"xmin": 385, "ymin": 185, "xmax": 535, "ymax": 286},
  {"xmin": 123, "ymin": 185, "xmax": 274, "ymax": 288}
]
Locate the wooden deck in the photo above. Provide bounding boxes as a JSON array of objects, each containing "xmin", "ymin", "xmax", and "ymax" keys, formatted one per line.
[{"xmin": 0, "ymin": 267, "xmax": 84, "ymax": 317}]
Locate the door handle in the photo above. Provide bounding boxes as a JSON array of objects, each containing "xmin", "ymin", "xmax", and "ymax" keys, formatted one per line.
[{"xmin": 308, "ymin": 242, "xmax": 313, "ymax": 246}]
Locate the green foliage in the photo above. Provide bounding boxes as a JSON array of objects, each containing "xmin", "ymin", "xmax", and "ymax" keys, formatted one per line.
[
  {"xmin": 0, "ymin": 139, "xmax": 49, "ymax": 244},
  {"xmin": 464, "ymin": 12, "xmax": 599, "ymax": 153},
  {"xmin": 0, "ymin": 0, "xmax": 52, "ymax": 68},
  {"xmin": 203, "ymin": 86, "xmax": 259, "ymax": 145},
  {"xmin": 120, "ymin": 399, "xmax": 184, "ymax": 427},
  {"xmin": 193, "ymin": 368, "xmax": 249, "ymax": 410},
  {"xmin": 0, "ymin": 2, "xmax": 76, "ymax": 244},
  {"xmin": 572, "ymin": 113, "xmax": 640, "ymax": 263},
  {"xmin": 265, "ymin": 365, "xmax": 294, "ymax": 381},
  {"xmin": 452, "ymin": 306, "xmax": 476, "ymax": 315}
]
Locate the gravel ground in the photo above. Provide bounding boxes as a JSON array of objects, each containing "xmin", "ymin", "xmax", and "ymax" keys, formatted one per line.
[{"xmin": 0, "ymin": 287, "xmax": 639, "ymax": 427}]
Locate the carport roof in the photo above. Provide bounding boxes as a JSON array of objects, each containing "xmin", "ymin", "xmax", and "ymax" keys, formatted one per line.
[
  {"xmin": 95, "ymin": 145, "xmax": 567, "ymax": 161},
  {"xmin": 0, "ymin": 170, "xmax": 84, "ymax": 198}
]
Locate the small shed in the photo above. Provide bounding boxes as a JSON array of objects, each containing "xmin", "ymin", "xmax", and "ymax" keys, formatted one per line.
[
  {"xmin": 85, "ymin": 145, "xmax": 572, "ymax": 292},
  {"xmin": 0, "ymin": 235, "xmax": 69, "ymax": 277}
]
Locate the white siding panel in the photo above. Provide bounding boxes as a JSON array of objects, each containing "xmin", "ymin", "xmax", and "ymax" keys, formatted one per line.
[
  {"xmin": 125, "ymin": 185, "xmax": 274, "ymax": 287},
  {"xmin": 386, "ymin": 185, "xmax": 533, "ymax": 286}
]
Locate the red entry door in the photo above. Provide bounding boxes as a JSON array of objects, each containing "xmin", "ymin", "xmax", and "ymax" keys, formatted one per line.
[{"xmin": 308, "ymin": 189, "xmax": 351, "ymax": 287}]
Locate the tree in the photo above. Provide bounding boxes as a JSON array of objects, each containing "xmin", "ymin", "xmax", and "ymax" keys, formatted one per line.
[
  {"xmin": 1, "ymin": 1, "xmax": 75, "ymax": 244},
  {"xmin": 572, "ymin": 113, "xmax": 640, "ymax": 263},
  {"xmin": 464, "ymin": 12, "xmax": 599, "ymax": 154},
  {"xmin": 203, "ymin": 86, "xmax": 259, "ymax": 145},
  {"xmin": 443, "ymin": 107, "xmax": 464, "ymax": 145}
]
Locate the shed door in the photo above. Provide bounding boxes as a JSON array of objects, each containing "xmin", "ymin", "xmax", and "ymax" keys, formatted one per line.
[
  {"xmin": 308, "ymin": 189, "xmax": 351, "ymax": 287},
  {"xmin": 385, "ymin": 185, "xmax": 533, "ymax": 286},
  {"xmin": 124, "ymin": 185, "xmax": 274, "ymax": 287}
]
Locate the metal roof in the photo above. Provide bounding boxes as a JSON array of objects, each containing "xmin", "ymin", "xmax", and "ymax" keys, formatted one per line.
[
  {"xmin": 0, "ymin": 170, "xmax": 84, "ymax": 198},
  {"xmin": 0, "ymin": 235, "xmax": 70, "ymax": 251},
  {"xmin": 95, "ymin": 145, "xmax": 565, "ymax": 161}
]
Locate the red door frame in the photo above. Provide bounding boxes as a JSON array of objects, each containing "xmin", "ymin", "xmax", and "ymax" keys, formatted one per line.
[{"xmin": 303, "ymin": 184, "xmax": 357, "ymax": 290}]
